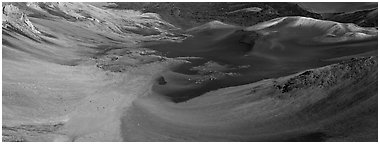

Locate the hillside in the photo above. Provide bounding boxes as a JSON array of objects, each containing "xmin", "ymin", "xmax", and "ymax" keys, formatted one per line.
[
  {"xmin": 2, "ymin": 2, "xmax": 378, "ymax": 142},
  {"xmin": 325, "ymin": 8, "xmax": 378, "ymax": 27},
  {"xmin": 123, "ymin": 56, "xmax": 377, "ymax": 141},
  {"xmin": 294, "ymin": 2, "xmax": 378, "ymax": 27},
  {"xmin": 107, "ymin": 2, "xmax": 322, "ymax": 29}
]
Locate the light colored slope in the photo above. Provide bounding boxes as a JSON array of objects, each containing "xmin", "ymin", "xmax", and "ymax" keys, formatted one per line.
[
  {"xmin": 242, "ymin": 16, "xmax": 377, "ymax": 62},
  {"xmin": 2, "ymin": 51, "xmax": 180, "ymax": 141},
  {"xmin": 245, "ymin": 16, "xmax": 377, "ymax": 44},
  {"xmin": 2, "ymin": 2, "xmax": 186, "ymax": 142},
  {"xmin": 186, "ymin": 20, "xmax": 239, "ymax": 33}
]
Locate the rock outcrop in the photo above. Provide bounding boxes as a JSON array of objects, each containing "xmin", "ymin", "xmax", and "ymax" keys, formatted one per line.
[{"xmin": 2, "ymin": 4, "xmax": 42, "ymax": 41}]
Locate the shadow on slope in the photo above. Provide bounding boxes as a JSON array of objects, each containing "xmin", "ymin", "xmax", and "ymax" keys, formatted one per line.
[
  {"xmin": 122, "ymin": 56, "xmax": 377, "ymax": 141},
  {"xmin": 145, "ymin": 17, "xmax": 377, "ymax": 103}
]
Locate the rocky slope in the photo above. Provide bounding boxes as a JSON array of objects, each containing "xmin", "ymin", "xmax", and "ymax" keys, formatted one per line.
[
  {"xmin": 2, "ymin": 4, "xmax": 42, "ymax": 41},
  {"xmin": 3, "ymin": 2, "xmax": 185, "ymax": 42},
  {"xmin": 107, "ymin": 2, "xmax": 322, "ymax": 29}
]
